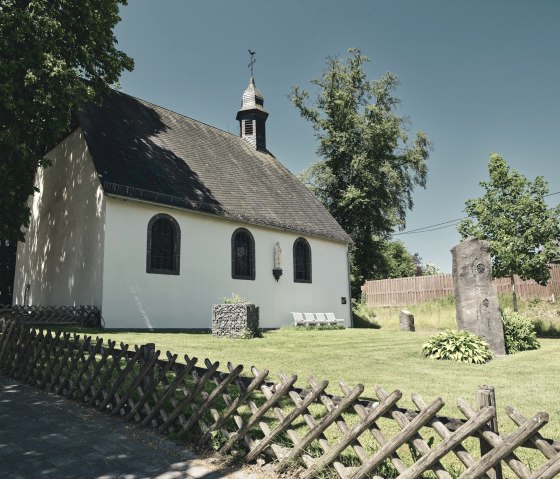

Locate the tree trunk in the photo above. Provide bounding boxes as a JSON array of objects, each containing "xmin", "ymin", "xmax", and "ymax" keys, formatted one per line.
[{"xmin": 510, "ymin": 275, "xmax": 518, "ymax": 312}]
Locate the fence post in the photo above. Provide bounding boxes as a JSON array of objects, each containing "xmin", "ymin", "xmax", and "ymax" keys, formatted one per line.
[
  {"xmin": 477, "ymin": 385, "xmax": 503, "ymax": 479},
  {"xmin": 140, "ymin": 343, "xmax": 156, "ymax": 393}
]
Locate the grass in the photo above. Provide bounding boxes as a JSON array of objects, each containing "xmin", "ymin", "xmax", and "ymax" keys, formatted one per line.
[
  {"xmin": 56, "ymin": 296, "xmax": 560, "ymax": 476},
  {"xmin": 369, "ymin": 294, "xmax": 560, "ymax": 335},
  {"xmin": 70, "ymin": 313, "xmax": 560, "ymax": 441},
  {"xmin": 369, "ymin": 295, "xmax": 457, "ymax": 330}
]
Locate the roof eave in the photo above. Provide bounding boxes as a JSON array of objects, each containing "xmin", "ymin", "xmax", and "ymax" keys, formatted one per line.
[{"xmin": 103, "ymin": 191, "xmax": 352, "ymax": 245}]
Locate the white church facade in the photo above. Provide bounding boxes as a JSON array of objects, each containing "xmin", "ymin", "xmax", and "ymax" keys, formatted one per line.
[{"xmin": 13, "ymin": 77, "xmax": 353, "ymax": 329}]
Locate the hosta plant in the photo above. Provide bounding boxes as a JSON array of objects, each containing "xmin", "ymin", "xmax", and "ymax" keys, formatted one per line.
[
  {"xmin": 502, "ymin": 308, "xmax": 540, "ymax": 354},
  {"xmin": 422, "ymin": 330, "xmax": 494, "ymax": 364}
]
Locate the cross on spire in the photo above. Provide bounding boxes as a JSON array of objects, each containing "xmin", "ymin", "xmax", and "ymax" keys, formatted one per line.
[{"xmin": 248, "ymin": 49, "xmax": 256, "ymax": 77}]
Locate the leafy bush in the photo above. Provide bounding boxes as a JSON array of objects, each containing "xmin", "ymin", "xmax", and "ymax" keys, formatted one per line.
[
  {"xmin": 352, "ymin": 299, "xmax": 380, "ymax": 329},
  {"xmin": 502, "ymin": 308, "xmax": 540, "ymax": 353},
  {"xmin": 296, "ymin": 324, "xmax": 345, "ymax": 331},
  {"xmin": 421, "ymin": 330, "xmax": 494, "ymax": 364},
  {"xmin": 222, "ymin": 293, "xmax": 250, "ymax": 304}
]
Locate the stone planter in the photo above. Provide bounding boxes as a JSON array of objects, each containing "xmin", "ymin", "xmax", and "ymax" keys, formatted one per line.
[{"xmin": 211, "ymin": 304, "xmax": 259, "ymax": 338}]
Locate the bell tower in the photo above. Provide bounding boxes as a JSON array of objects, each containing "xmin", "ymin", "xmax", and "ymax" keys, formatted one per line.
[{"xmin": 236, "ymin": 51, "xmax": 268, "ymax": 152}]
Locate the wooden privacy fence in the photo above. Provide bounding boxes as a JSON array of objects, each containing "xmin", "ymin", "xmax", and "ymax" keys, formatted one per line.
[
  {"xmin": 0, "ymin": 305, "xmax": 101, "ymax": 326},
  {"xmin": 1, "ymin": 321, "xmax": 559, "ymax": 479},
  {"xmin": 362, "ymin": 265, "xmax": 560, "ymax": 307}
]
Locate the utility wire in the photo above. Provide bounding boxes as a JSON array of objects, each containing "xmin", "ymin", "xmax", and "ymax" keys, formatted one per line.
[
  {"xmin": 393, "ymin": 190, "xmax": 560, "ymax": 236},
  {"xmin": 395, "ymin": 222, "xmax": 462, "ymax": 235}
]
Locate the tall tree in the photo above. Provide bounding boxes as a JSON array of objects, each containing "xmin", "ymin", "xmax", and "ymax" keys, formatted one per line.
[
  {"xmin": 458, "ymin": 154, "xmax": 560, "ymax": 311},
  {"xmin": 422, "ymin": 261, "xmax": 443, "ymax": 276},
  {"xmin": 378, "ymin": 240, "xmax": 417, "ymax": 279},
  {"xmin": 411, "ymin": 252, "xmax": 424, "ymax": 276},
  {"xmin": 0, "ymin": 0, "xmax": 133, "ymax": 241},
  {"xmin": 291, "ymin": 49, "xmax": 431, "ymax": 295}
]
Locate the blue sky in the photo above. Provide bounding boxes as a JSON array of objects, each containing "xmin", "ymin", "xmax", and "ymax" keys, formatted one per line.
[{"xmin": 114, "ymin": 0, "xmax": 560, "ymax": 273}]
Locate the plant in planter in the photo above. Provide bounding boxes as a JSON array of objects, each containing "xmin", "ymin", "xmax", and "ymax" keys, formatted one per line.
[
  {"xmin": 212, "ymin": 293, "xmax": 259, "ymax": 338},
  {"xmin": 222, "ymin": 293, "xmax": 250, "ymax": 305}
]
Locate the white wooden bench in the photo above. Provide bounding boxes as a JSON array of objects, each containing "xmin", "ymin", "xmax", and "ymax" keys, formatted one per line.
[{"xmin": 291, "ymin": 312, "xmax": 345, "ymax": 326}]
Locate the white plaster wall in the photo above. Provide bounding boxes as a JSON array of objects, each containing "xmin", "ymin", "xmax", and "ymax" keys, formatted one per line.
[
  {"xmin": 102, "ymin": 198, "xmax": 351, "ymax": 329},
  {"xmin": 13, "ymin": 129, "xmax": 105, "ymax": 306}
]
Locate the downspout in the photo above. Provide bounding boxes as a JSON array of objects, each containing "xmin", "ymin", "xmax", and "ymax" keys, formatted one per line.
[{"xmin": 347, "ymin": 244, "xmax": 353, "ymax": 328}]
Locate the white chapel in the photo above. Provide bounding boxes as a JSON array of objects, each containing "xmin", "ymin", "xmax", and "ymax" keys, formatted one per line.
[{"xmin": 13, "ymin": 75, "xmax": 353, "ymax": 329}]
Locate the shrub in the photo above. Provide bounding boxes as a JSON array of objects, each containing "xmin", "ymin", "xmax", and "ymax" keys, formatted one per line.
[
  {"xmin": 421, "ymin": 330, "xmax": 494, "ymax": 364},
  {"xmin": 352, "ymin": 299, "xmax": 380, "ymax": 329},
  {"xmin": 295, "ymin": 324, "xmax": 346, "ymax": 331},
  {"xmin": 222, "ymin": 293, "xmax": 250, "ymax": 304},
  {"xmin": 502, "ymin": 308, "xmax": 540, "ymax": 354}
]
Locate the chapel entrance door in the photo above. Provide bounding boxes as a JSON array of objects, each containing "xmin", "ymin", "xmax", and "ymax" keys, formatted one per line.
[{"xmin": 0, "ymin": 240, "xmax": 17, "ymax": 305}]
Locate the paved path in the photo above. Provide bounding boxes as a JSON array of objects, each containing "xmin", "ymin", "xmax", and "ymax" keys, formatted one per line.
[{"xmin": 0, "ymin": 376, "xmax": 269, "ymax": 479}]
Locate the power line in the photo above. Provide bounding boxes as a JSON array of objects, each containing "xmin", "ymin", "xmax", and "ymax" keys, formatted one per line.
[
  {"xmin": 393, "ymin": 218, "xmax": 462, "ymax": 236},
  {"xmin": 395, "ymin": 222, "xmax": 462, "ymax": 235},
  {"xmin": 393, "ymin": 190, "xmax": 560, "ymax": 236}
]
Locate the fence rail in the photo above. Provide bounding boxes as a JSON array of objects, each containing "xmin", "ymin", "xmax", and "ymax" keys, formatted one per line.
[
  {"xmin": 0, "ymin": 304, "xmax": 101, "ymax": 326},
  {"xmin": 361, "ymin": 265, "xmax": 560, "ymax": 307},
  {"xmin": 1, "ymin": 321, "xmax": 559, "ymax": 478}
]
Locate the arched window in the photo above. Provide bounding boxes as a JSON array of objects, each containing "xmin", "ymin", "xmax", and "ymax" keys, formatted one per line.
[
  {"xmin": 231, "ymin": 228, "xmax": 255, "ymax": 280},
  {"xmin": 146, "ymin": 214, "xmax": 180, "ymax": 275},
  {"xmin": 293, "ymin": 238, "xmax": 312, "ymax": 283}
]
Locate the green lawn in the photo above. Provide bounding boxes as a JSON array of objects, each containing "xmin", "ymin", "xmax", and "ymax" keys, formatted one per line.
[{"xmin": 81, "ymin": 326, "xmax": 560, "ymax": 440}]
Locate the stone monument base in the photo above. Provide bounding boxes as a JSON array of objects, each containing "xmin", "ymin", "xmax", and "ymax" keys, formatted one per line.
[
  {"xmin": 212, "ymin": 304, "xmax": 259, "ymax": 338},
  {"xmin": 399, "ymin": 310, "xmax": 415, "ymax": 331}
]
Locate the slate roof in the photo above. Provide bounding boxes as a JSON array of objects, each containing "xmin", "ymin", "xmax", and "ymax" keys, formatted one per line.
[{"xmin": 77, "ymin": 90, "xmax": 351, "ymax": 243}]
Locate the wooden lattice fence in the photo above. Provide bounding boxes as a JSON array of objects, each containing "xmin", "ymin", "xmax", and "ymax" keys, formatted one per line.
[
  {"xmin": 0, "ymin": 305, "xmax": 101, "ymax": 326},
  {"xmin": 1, "ymin": 321, "xmax": 559, "ymax": 478}
]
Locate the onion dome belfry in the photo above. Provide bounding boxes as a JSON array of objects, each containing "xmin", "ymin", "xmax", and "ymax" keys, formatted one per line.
[
  {"xmin": 236, "ymin": 76, "xmax": 269, "ymax": 152},
  {"xmin": 240, "ymin": 77, "xmax": 265, "ymax": 111}
]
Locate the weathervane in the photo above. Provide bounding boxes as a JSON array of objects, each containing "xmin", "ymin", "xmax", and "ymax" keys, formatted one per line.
[{"xmin": 248, "ymin": 49, "xmax": 256, "ymax": 77}]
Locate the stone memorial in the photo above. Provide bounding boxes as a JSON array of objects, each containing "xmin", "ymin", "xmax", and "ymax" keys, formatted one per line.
[{"xmin": 451, "ymin": 237, "xmax": 505, "ymax": 355}]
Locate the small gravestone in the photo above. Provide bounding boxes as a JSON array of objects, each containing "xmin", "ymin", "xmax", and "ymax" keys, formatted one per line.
[
  {"xmin": 451, "ymin": 238, "xmax": 505, "ymax": 355},
  {"xmin": 399, "ymin": 310, "xmax": 415, "ymax": 331}
]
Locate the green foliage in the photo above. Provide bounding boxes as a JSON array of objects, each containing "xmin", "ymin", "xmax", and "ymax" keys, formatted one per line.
[
  {"xmin": 0, "ymin": 0, "xmax": 134, "ymax": 241},
  {"xmin": 376, "ymin": 240, "xmax": 417, "ymax": 279},
  {"xmin": 238, "ymin": 328, "xmax": 262, "ymax": 339},
  {"xmin": 502, "ymin": 308, "xmax": 540, "ymax": 354},
  {"xmin": 291, "ymin": 48, "xmax": 431, "ymax": 296},
  {"xmin": 422, "ymin": 330, "xmax": 494, "ymax": 364},
  {"xmin": 295, "ymin": 324, "xmax": 346, "ymax": 331},
  {"xmin": 528, "ymin": 297, "xmax": 542, "ymax": 307},
  {"xmin": 222, "ymin": 293, "xmax": 250, "ymax": 304},
  {"xmin": 352, "ymin": 299, "xmax": 380, "ymax": 328},
  {"xmin": 410, "ymin": 253, "xmax": 443, "ymax": 277},
  {"xmin": 457, "ymin": 154, "xmax": 560, "ymax": 309},
  {"xmin": 423, "ymin": 262, "xmax": 443, "ymax": 276}
]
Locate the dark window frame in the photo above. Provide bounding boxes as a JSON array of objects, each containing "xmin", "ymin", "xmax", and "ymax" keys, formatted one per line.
[
  {"xmin": 293, "ymin": 237, "xmax": 312, "ymax": 283},
  {"xmin": 146, "ymin": 213, "xmax": 181, "ymax": 275},
  {"xmin": 231, "ymin": 227, "xmax": 255, "ymax": 280}
]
